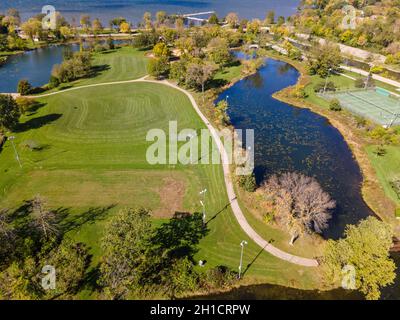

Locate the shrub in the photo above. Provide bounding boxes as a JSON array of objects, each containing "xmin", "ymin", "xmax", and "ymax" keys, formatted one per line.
[
  {"xmin": 373, "ymin": 145, "xmax": 387, "ymax": 156},
  {"xmin": 17, "ymin": 79, "xmax": 32, "ymax": 95},
  {"xmin": 147, "ymin": 57, "xmax": 170, "ymax": 79},
  {"xmin": 370, "ymin": 65, "xmax": 384, "ymax": 74},
  {"xmin": 15, "ymin": 97, "xmax": 35, "ymax": 114},
  {"xmin": 291, "ymin": 84, "xmax": 308, "ymax": 99},
  {"xmin": 329, "ymin": 98, "xmax": 342, "ymax": 111},
  {"xmin": 396, "ymin": 208, "xmax": 400, "ymax": 218},
  {"xmin": 237, "ymin": 173, "xmax": 257, "ymax": 192},
  {"xmin": 313, "ymin": 81, "xmax": 336, "ymax": 93},
  {"xmin": 48, "ymin": 76, "xmax": 60, "ymax": 89}
]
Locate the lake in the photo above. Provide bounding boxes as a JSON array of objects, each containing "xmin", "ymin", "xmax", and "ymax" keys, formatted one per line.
[{"xmin": 0, "ymin": 0, "xmax": 300, "ymax": 24}]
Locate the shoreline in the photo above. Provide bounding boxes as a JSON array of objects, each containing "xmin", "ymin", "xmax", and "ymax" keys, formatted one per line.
[{"xmin": 262, "ymin": 51, "xmax": 399, "ymax": 235}]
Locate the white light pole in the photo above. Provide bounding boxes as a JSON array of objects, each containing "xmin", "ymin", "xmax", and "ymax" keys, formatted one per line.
[
  {"xmin": 200, "ymin": 189, "xmax": 207, "ymax": 224},
  {"xmin": 238, "ymin": 240, "xmax": 248, "ymax": 279},
  {"xmin": 225, "ymin": 95, "xmax": 229, "ymax": 103},
  {"xmin": 9, "ymin": 136, "xmax": 22, "ymax": 168},
  {"xmin": 323, "ymin": 68, "xmax": 332, "ymax": 95}
]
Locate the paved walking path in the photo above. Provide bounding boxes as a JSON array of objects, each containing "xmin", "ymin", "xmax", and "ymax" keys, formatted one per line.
[
  {"xmin": 22, "ymin": 77, "xmax": 319, "ymax": 267},
  {"xmin": 341, "ymin": 65, "xmax": 400, "ymax": 90}
]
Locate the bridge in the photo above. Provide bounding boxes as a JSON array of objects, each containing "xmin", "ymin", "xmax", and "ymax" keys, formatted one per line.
[
  {"xmin": 180, "ymin": 11, "xmax": 216, "ymax": 22},
  {"xmin": 182, "ymin": 11, "xmax": 216, "ymax": 18}
]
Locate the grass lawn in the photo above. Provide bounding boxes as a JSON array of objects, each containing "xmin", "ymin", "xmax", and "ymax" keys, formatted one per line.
[
  {"xmin": 366, "ymin": 145, "xmax": 400, "ymax": 208},
  {"xmin": 0, "ymin": 80, "xmax": 321, "ymax": 297},
  {"xmin": 45, "ymin": 46, "xmax": 149, "ymax": 92}
]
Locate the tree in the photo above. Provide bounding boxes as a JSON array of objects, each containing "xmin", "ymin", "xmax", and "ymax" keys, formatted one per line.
[
  {"xmin": 98, "ymin": 208, "xmax": 152, "ymax": 299},
  {"xmin": 175, "ymin": 18, "xmax": 184, "ymax": 33},
  {"xmin": 185, "ymin": 62, "xmax": 217, "ymax": 99},
  {"xmin": 153, "ymin": 42, "xmax": 170, "ymax": 58},
  {"xmin": 17, "ymin": 79, "xmax": 32, "ymax": 96},
  {"xmin": 0, "ymin": 258, "xmax": 42, "ymax": 300},
  {"xmin": 307, "ymin": 42, "xmax": 343, "ymax": 77},
  {"xmin": 2, "ymin": 9, "xmax": 21, "ymax": 31},
  {"xmin": 206, "ymin": 37, "xmax": 232, "ymax": 66},
  {"xmin": 277, "ymin": 16, "xmax": 285, "ymax": 26},
  {"xmin": 226, "ymin": 13, "xmax": 239, "ymax": 28},
  {"xmin": 43, "ymin": 239, "xmax": 89, "ymax": 298},
  {"xmin": 0, "ymin": 94, "xmax": 20, "ymax": 131},
  {"xmin": 92, "ymin": 18, "xmax": 103, "ymax": 34},
  {"xmin": 29, "ymin": 196, "xmax": 59, "ymax": 240},
  {"xmin": 329, "ymin": 98, "xmax": 342, "ymax": 111},
  {"xmin": 170, "ymin": 59, "xmax": 188, "ymax": 84},
  {"xmin": 80, "ymin": 15, "xmax": 91, "ymax": 31},
  {"xmin": 265, "ymin": 10, "xmax": 275, "ymax": 25},
  {"xmin": 119, "ymin": 21, "xmax": 131, "ymax": 33},
  {"xmin": 208, "ymin": 14, "xmax": 219, "ymax": 25},
  {"xmin": 261, "ymin": 172, "xmax": 335, "ymax": 245},
  {"xmin": 237, "ymin": 173, "xmax": 257, "ymax": 192},
  {"xmin": 214, "ymin": 100, "xmax": 230, "ymax": 125},
  {"xmin": 21, "ymin": 18, "xmax": 42, "ymax": 42},
  {"xmin": 147, "ymin": 57, "xmax": 170, "ymax": 79},
  {"xmin": 323, "ymin": 217, "xmax": 396, "ymax": 300},
  {"xmin": 59, "ymin": 26, "xmax": 72, "ymax": 39},
  {"xmin": 133, "ymin": 31, "xmax": 159, "ymax": 49},
  {"xmin": 156, "ymin": 11, "xmax": 167, "ymax": 27},
  {"xmin": 143, "ymin": 12, "xmax": 152, "ymax": 29},
  {"xmin": 110, "ymin": 17, "xmax": 126, "ymax": 30},
  {"xmin": 0, "ymin": 209, "xmax": 15, "ymax": 269},
  {"xmin": 15, "ymin": 96, "xmax": 36, "ymax": 114}
]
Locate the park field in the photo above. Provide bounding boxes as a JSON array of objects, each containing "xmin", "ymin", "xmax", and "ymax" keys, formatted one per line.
[
  {"xmin": 0, "ymin": 71, "xmax": 321, "ymax": 297},
  {"xmin": 44, "ymin": 46, "xmax": 149, "ymax": 92}
]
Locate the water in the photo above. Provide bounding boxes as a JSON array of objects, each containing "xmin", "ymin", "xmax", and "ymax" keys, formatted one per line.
[
  {"xmin": 215, "ymin": 56, "xmax": 400, "ymax": 299},
  {"xmin": 218, "ymin": 58, "xmax": 373, "ymax": 239},
  {"xmin": 0, "ymin": 44, "xmax": 80, "ymax": 93},
  {"xmin": 0, "ymin": 0, "xmax": 299, "ymax": 24}
]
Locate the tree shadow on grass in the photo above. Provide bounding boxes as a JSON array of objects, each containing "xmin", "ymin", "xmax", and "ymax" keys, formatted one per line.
[
  {"xmin": 209, "ymin": 78, "xmax": 228, "ymax": 89},
  {"xmin": 25, "ymin": 101, "xmax": 47, "ymax": 116},
  {"xmin": 151, "ymin": 212, "xmax": 209, "ymax": 259},
  {"xmin": 15, "ymin": 113, "xmax": 62, "ymax": 132},
  {"xmin": 87, "ymin": 64, "xmax": 111, "ymax": 79}
]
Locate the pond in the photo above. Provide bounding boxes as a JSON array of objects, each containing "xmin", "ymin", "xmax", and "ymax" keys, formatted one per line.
[
  {"xmin": 215, "ymin": 56, "xmax": 400, "ymax": 299},
  {"xmin": 218, "ymin": 57, "xmax": 373, "ymax": 239},
  {"xmin": 0, "ymin": 39, "xmax": 128, "ymax": 93}
]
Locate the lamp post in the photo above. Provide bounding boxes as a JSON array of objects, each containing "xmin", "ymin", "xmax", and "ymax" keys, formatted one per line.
[
  {"xmin": 323, "ymin": 68, "xmax": 332, "ymax": 95},
  {"xmin": 9, "ymin": 136, "xmax": 22, "ymax": 168},
  {"xmin": 200, "ymin": 189, "xmax": 207, "ymax": 224},
  {"xmin": 238, "ymin": 240, "xmax": 248, "ymax": 279}
]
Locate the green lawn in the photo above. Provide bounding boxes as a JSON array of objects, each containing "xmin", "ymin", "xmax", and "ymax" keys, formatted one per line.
[
  {"xmin": 366, "ymin": 145, "xmax": 400, "ymax": 208},
  {"xmin": 0, "ymin": 80, "xmax": 320, "ymax": 297}
]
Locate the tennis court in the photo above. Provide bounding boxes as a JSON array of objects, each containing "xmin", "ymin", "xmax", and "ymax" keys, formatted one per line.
[{"xmin": 322, "ymin": 87, "xmax": 400, "ymax": 127}]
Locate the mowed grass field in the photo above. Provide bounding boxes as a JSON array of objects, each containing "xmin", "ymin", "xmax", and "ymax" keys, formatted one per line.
[
  {"xmin": 0, "ymin": 49, "xmax": 321, "ymax": 296},
  {"xmin": 48, "ymin": 46, "xmax": 149, "ymax": 92}
]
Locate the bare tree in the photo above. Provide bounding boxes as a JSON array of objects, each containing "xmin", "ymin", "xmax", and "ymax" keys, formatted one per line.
[
  {"xmin": 262, "ymin": 172, "xmax": 335, "ymax": 245},
  {"xmin": 29, "ymin": 196, "xmax": 58, "ymax": 240}
]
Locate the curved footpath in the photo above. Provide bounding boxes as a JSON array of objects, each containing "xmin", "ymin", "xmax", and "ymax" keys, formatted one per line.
[{"xmin": 22, "ymin": 77, "xmax": 319, "ymax": 267}]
